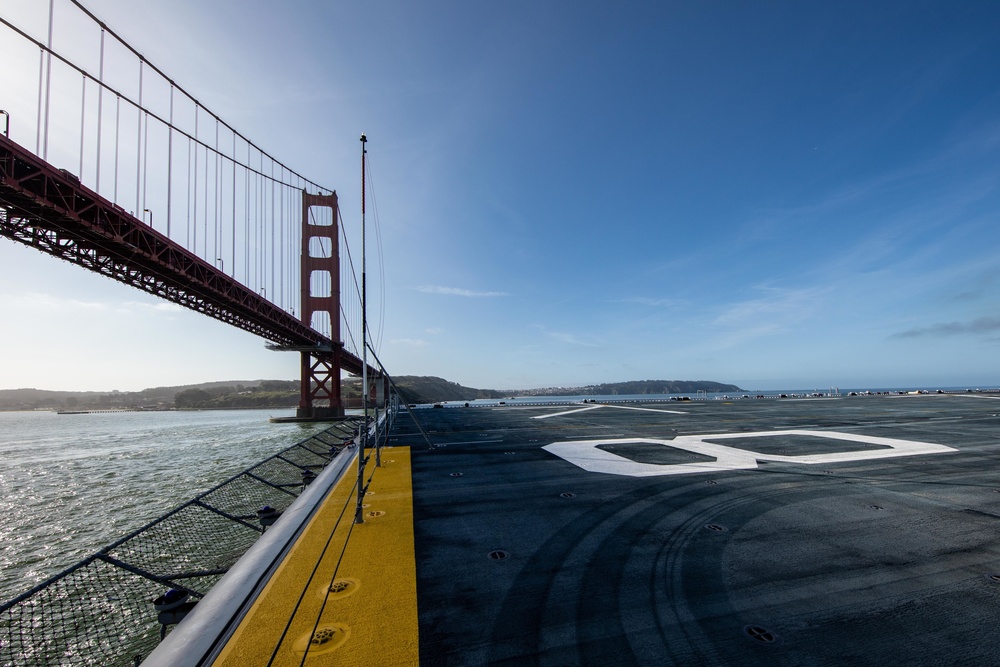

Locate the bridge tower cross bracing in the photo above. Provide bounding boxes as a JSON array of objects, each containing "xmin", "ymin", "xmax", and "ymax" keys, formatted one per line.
[{"xmin": 298, "ymin": 190, "xmax": 343, "ymax": 419}]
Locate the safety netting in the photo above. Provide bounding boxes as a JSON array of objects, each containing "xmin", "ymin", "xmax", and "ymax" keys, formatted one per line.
[{"xmin": 0, "ymin": 418, "xmax": 363, "ymax": 666}]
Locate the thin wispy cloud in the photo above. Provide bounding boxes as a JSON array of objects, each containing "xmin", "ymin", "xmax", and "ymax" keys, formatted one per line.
[
  {"xmin": 705, "ymin": 286, "xmax": 829, "ymax": 349},
  {"xmin": 891, "ymin": 317, "xmax": 1000, "ymax": 339},
  {"xmin": 713, "ymin": 286, "xmax": 826, "ymax": 329},
  {"xmin": 390, "ymin": 338, "xmax": 428, "ymax": 346},
  {"xmin": 57, "ymin": 294, "xmax": 109, "ymax": 311},
  {"xmin": 415, "ymin": 285, "xmax": 509, "ymax": 297},
  {"xmin": 1, "ymin": 292, "xmax": 109, "ymax": 313},
  {"xmin": 618, "ymin": 297, "xmax": 683, "ymax": 308},
  {"xmin": 121, "ymin": 301, "xmax": 185, "ymax": 314},
  {"xmin": 0, "ymin": 293, "xmax": 185, "ymax": 317},
  {"xmin": 534, "ymin": 325, "xmax": 600, "ymax": 347}
]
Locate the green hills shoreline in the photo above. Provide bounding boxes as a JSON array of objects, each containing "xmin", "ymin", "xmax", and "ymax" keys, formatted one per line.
[{"xmin": 0, "ymin": 377, "xmax": 743, "ymax": 412}]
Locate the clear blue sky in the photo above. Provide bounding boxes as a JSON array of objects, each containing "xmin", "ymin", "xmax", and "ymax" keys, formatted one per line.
[{"xmin": 2, "ymin": 0, "xmax": 999, "ymax": 392}]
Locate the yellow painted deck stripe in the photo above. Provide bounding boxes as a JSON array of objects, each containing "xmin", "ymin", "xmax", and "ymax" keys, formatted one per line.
[{"xmin": 213, "ymin": 446, "xmax": 418, "ymax": 666}]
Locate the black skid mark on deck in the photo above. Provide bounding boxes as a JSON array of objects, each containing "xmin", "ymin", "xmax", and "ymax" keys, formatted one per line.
[
  {"xmin": 494, "ymin": 474, "xmax": 823, "ymax": 666},
  {"xmin": 575, "ymin": 481, "xmax": 798, "ymax": 666},
  {"xmin": 484, "ymin": 478, "xmax": 776, "ymax": 666},
  {"xmin": 485, "ymin": 481, "xmax": 674, "ymax": 665}
]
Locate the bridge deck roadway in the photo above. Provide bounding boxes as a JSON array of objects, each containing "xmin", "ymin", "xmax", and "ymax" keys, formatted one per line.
[{"xmin": 217, "ymin": 394, "xmax": 1000, "ymax": 664}]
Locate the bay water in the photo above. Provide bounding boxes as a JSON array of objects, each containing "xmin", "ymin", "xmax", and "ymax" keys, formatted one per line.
[{"xmin": 0, "ymin": 409, "xmax": 328, "ymax": 605}]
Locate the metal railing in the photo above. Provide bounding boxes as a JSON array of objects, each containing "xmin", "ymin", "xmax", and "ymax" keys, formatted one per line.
[{"xmin": 0, "ymin": 418, "xmax": 365, "ymax": 667}]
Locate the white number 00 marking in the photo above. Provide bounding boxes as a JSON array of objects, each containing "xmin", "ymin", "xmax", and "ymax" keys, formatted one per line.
[{"xmin": 542, "ymin": 430, "xmax": 956, "ymax": 477}]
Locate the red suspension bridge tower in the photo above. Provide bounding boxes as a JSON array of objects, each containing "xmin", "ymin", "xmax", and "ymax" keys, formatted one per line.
[
  {"xmin": 298, "ymin": 190, "xmax": 343, "ymax": 419},
  {"xmin": 292, "ymin": 188, "xmax": 387, "ymax": 420}
]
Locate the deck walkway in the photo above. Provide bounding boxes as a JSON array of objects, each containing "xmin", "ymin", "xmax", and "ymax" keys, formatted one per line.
[{"xmin": 212, "ymin": 447, "xmax": 418, "ymax": 666}]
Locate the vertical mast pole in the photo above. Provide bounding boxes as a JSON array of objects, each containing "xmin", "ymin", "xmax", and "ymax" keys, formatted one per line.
[{"xmin": 355, "ymin": 133, "xmax": 368, "ymax": 525}]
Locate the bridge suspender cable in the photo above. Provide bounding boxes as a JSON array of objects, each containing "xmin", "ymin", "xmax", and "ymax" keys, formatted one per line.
[
  {"xmin": 138, "ymin": 79, "xmax": 145, "ymax": 216},
  {"xmin": 0, "ymin": 13, "xmax": 330, "ymax": 195},
  {"xmin": 95, "ymin": 28, "xmax": 105, "ymax": 192},
  {"xmin": 166, "ymin": 84, "xmax": 173, "ymax": 236},
  {"xmin": 78, "ymin": 73, "xmax": 85, "ymax": 179},
  {"xmin": 42, "ymin": 0, "xmax": 54, "ymax": 161}
]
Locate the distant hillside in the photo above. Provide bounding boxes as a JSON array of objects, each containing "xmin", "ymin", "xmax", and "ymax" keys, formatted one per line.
[
  {"xmin": 384, "ymin": 376, "xmax": 504, "ymax": 404},
  {"xmin": 548, "ymin": 380, "xmax": 743, "ymax": 396},
  {"xmin": 0, "ymin": 377, "xmax": 744, "ymax": 411},
  {"xmin": 0, "ymin": 380, "xmax": 297, "ymax": 411},
  {"xmin": 0, "ymin": 377, "xmax": 499, "ymax": 411},
  {"xmin": 173, "ymin": 381, "xmax": 299, "ymax": 409},
  {"xmin": 379, "ymin": 377, "xmax": 743, "ymax": 404}
]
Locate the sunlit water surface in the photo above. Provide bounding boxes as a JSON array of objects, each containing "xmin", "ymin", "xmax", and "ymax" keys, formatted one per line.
[{"xmin": 0, "ymin": 409, "xmax": 327, "ymax": 604}]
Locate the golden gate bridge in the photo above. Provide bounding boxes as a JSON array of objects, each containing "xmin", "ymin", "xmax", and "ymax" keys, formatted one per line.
[{"xmin": 0, "ymin": 0, "xmax": 384, "ymax": 418}]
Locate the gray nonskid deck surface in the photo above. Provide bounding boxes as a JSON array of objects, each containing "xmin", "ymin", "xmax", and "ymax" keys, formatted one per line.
[{"xmin": 390, "ymin": 396, "xmax": 1000, "ymax": 666}]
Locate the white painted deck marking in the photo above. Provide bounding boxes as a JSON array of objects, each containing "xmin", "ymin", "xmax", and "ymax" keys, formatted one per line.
[
  {"xmin": 597, "ymin": 404, "xmax": 689, "ymax": 415},
  {"xmin": 532, "ymin": 404, "xmax": 687, "ymax": 420},
  {"xmin": 432, "ymin": 439, "xmax": 504, "ymax": 446},
  {"xmin": 532, "ymin": 405, "xmax": 606, "ymax": 420},
  {"xmin": 543, "ymin": 430, "xmax": 957, "ymax": 477},
  {"xmin": 544, "ymin": 438, "xmax": 757, "ymax": 477}
]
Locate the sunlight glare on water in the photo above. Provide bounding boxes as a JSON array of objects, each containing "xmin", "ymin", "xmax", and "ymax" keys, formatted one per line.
[{"xmin": 0, "ymin": 409, "xmax": 327, "ymax": 604}]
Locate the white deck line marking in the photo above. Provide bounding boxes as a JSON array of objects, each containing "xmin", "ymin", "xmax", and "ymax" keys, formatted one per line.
[
  {"xmin": 597, "ymin": 404, "xmax": 688, "ymax": 415},
  {"xmin": 491, "ymin": 406, "xmax": 570, "ymax": 411},
  {"xmin": 532, "ymin": 405, "xmax": 605, "ymax": 419},
  {"xmin": 543, "ymin": 430, "xmax": 957, "ymax": 477},
  {"xmin": 532, "ymin": 404, "xmax": 687, "ymax": 420},
  {"xmin": 431, "ymin": 439, "xmax": 504, "ymax": 446}
]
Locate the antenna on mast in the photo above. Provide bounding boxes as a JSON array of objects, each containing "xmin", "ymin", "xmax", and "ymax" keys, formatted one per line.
[{"xmin": 355, "ymin": 132, "xmax": 368, "ymax": 525}]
